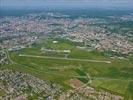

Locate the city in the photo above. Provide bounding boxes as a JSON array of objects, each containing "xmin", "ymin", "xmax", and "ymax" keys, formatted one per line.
[{"xmin": 0, "ymin": 0, "xmax": 133, "ymax": 100}]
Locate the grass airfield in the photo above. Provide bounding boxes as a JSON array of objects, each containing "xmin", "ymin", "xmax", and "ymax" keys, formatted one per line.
[{"xmin": 3, "ymin": 38, "xmax": 133, "ymax": 99}]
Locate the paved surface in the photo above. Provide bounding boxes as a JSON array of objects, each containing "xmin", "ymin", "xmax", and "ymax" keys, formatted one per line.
[{"xmin": 19, "ymin": 54, "xmax": 111, "ymax": 64}]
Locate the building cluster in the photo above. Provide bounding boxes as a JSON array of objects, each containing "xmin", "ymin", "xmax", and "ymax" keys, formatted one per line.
[
  {"xmin": 65, "ymin": 25, "xmax": 133, "ymax": 54},
  {"xmin": 0, "ymin": 50, "xmax": 10, "ymax": 65},
  {"xmin": 0, "ymin": 70, "xmax": 62, "ymax": 100},
  {"xmin": 0, "ymin": 12, "xmax": 132, "ymax": 55},
  {"xmin": 0, "ymin": 69, "xmax": 124, "ymax": 100},
  {"xmin": 68, "ymin": 79, "xmax": 123, "ymax": 100}
]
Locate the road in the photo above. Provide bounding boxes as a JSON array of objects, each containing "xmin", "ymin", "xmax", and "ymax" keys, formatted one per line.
[
  {"xmin": 72, "ymin": 76, "xmax": 133, "ymax": 81},
  {"xmin": 5, "ymin": 50, "xmax": 14, "ymax": 64}
]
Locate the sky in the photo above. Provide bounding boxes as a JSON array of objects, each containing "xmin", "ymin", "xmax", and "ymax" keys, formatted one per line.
[{"xmin": 1, "ymin": 0, "xmax": 133, "ymax": 10}]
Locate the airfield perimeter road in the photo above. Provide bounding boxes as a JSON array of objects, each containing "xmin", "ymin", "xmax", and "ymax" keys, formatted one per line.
[{"xmin": 19, "ymin": 54, "xmax": 111, "ymax": 64}]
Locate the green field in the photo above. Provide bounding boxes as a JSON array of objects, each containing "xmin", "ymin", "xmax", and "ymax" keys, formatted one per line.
[
  {"xmin": 2, "ymin": 38, "xmax": 133, "ymax": 99},
  {"xmin": 0, "ymin": 90, "xmax": 5, "ymax": 97}
]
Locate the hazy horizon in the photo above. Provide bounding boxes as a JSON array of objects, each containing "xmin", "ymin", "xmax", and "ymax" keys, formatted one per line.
[{"xmin": 1, "ymin": 0, "xmax": 133, "ymax": 10}]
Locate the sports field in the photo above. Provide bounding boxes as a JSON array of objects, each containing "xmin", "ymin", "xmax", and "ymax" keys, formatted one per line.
[{"xmin": 3, "ymin": 38, "xmax": 133, "ymax": 99}]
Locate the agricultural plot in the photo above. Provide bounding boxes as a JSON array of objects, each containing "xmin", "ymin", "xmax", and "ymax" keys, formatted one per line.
[{"xmin": 3, "ymin": 38, "xmax": 133, "ymax": 99}]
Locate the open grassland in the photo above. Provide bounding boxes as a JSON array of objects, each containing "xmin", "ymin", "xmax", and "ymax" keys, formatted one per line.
[
  {"xmin": 0, "ymin": 89, "xmax": 5, "ymax": 97},
  {"xmin": 2, "ymin": 38, "xmax": 133, "ymax": 99}
]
